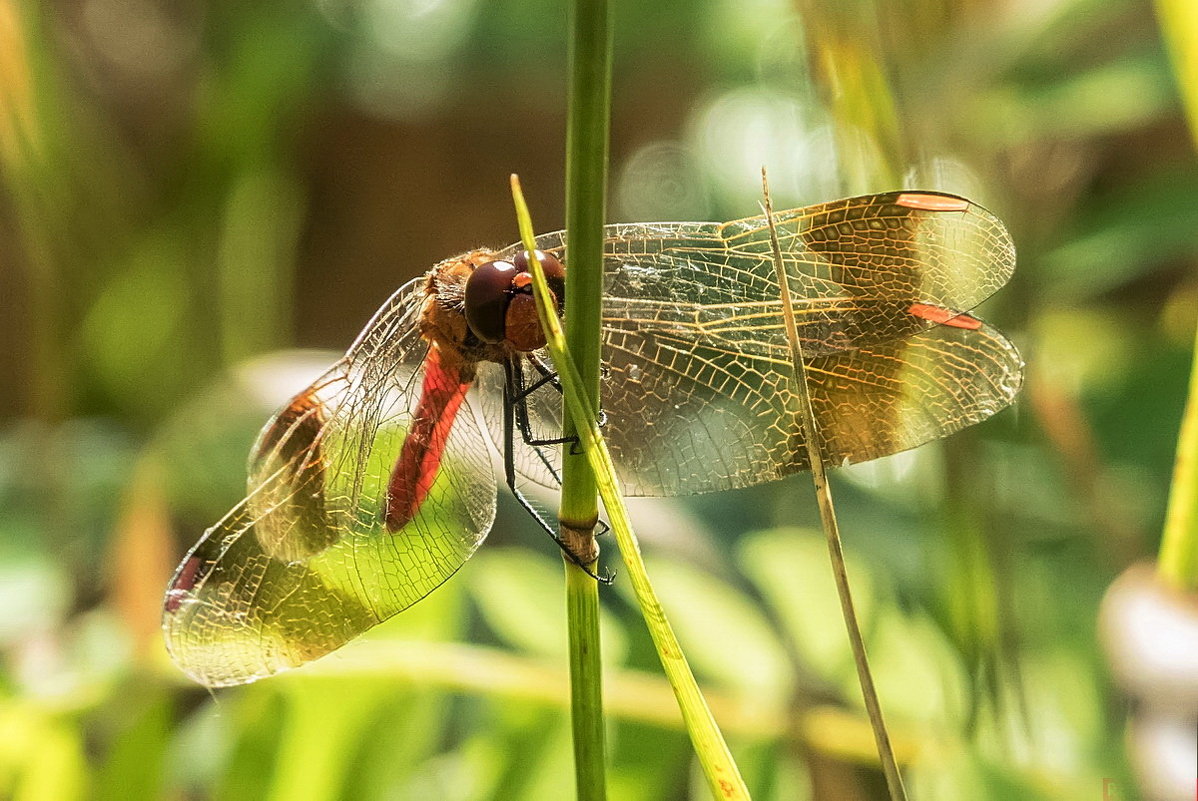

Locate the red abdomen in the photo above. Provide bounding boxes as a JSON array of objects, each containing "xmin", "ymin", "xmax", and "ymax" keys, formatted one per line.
[{"xmin": 385, "ymin": 346, "xmax": 473, "ymax": 531}]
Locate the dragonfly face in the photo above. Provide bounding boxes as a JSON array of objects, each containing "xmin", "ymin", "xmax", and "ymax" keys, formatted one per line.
[
  {"xmin": 463, "ymin": 250, "xmax": 566, "ymax": 349},
  {"xmin": 164, "ymin": 190, "xmax": 1023, "ymax": 687}
]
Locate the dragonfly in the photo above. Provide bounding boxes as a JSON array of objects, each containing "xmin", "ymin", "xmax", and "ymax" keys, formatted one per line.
[{"xmin": 163, "ymin": 191, "xmax": 1023, "ymax": 687}]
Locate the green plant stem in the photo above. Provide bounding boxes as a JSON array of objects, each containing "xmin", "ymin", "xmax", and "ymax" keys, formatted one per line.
[
  {"xmin": 761, "ymin": 170, "xmax": 906, "ymax": 801},
  {"xmin": 559, "ymin": 0, "xmax": 611, "ymax": 528},
  {"xmin": 793, "ymin": 1, "xmax": 904, "ymax": 193},
  {"xmin": 1159, "ymin": 321, "xmax": 1198, "ymax": 591},
  {"xmin": 1155, "ymin": 0, "xmax": 1198, "ymax": 591},
  {"xmin": 558, "ymin": 0, "xmax": 613, "ymax": 795},
  {"xmin": 1155, "ymin": 0, "xmax": 1198, "ymax": 150},
  {"xmin": 565, "ymin": 559, "xmax": 606, "ymax": 797},
  {"xmin": 511, "ymin": 175, "xmax": 751, "ymax": 801}
]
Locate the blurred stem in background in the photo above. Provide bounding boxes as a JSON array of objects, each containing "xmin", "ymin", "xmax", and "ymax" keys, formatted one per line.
[
  {"xmin": 1155, "ymin": 0, "xmax": 1198, "ymax": 151},
  {"xmin": 1159, "ymin": 325, "xmax": 1198, "ymax": 590},
  {"xmin": 791, "ymin": 0, "xmax": 905, "ymax": 192},
  {"xmin": 940, "ymin": 431, "xmax": 1027, "ymax": 734},
  {"xmin": 0, "ymin": 0, "xmax": 63, "ymax": 423},
  {"xmin": 792, "ymin": 0, "xmax": 1024, "ymax": 737},
  {"xmin": 0, "ymin": 0, "xmax": 80, "ymax": 574},
  {"xmin": 1154, "ymin": 0, "xmax": 1198, "ymax": 590},
  {"xmin": 559, "ymin": 0, "xmax": 612, "ymax": 794},
  {"xmin": 312, "ymin": 639, "xmax": 917, "ymax": 767}
]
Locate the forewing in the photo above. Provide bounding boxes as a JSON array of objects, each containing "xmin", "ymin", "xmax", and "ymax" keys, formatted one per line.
[
  {"xmin": 163, "ymin": 280, "xmax": 497, "ymax": 687},
  {"xmin": 499, "ymin": 191, "xmax": 1015, "ymax": 356},
  {"xmin": 491, "ymin": 192, "xmax": 1019, "ymax": 494}
]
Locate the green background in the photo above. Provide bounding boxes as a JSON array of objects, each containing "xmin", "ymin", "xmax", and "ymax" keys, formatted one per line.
[{"xmin": 0, "ymin": 0, "xmax": 1192, "ymax": 798}]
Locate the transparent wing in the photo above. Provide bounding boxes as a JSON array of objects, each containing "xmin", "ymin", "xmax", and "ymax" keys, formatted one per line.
[
  {"xmin": 597, "ymin": 320, "xmax": 1022, "ymax": 495},
  {"xmin": 498, "ymin": 191, "xmax": 1016, "ymax": 356},
  {"xmin": 491, "ymin": 192, "xmax": 1021, "ymax": 494},
  {"xmin": 163, "ymin": 280, "xmax": 497, "ymax": 687},
  {"xmin": 491, "ymin": 322, "xmax": 1022, "ymax": 496}
]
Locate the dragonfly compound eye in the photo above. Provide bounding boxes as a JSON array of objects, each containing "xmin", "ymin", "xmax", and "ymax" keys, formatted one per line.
[
  {"xmin": 513, "ymin": 249, "xmax": 566, "ymax": 312},
  {"xmin": 465, "ymin": 259, "xmax": 518, "ymax": 343}
]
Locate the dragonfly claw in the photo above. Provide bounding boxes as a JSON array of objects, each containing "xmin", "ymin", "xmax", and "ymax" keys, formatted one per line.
[
  {"xmin": 574, "ymin": 554, "xmax": 615, "ymax": 585},
  {"xmin": 555, "ymin": 534, "xmax": 611, "ymax": 583}
]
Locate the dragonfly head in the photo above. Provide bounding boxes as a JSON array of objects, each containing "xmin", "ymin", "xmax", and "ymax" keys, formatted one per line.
[{"xmin": 464, "ymin": 249, "xmax": 565, "ymax": 352}]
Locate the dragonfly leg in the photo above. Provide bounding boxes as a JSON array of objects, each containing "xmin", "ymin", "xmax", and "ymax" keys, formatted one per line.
[
  {"xmin": 510, "ymin": 370, "xmax": 559, "ymax": 403},
  {"xmin": 537, "ymin": 449, "xmax": 563, "ymax": 486},
  {"xmin": 509, "ymin": 359, "xmax": 613, "ymax": 502},
  {"xmin": 520, "ymin": 354, "xmax": 608, "ymax": 452},
  {"xmin": 509, "ymin": 480, "xmax": 607, "ymax": 579},
  {"xmin": 564, "ymin": 409, "xmax": 610, "ymax": 454},
  {"xmin": 525, "ymin": 352, "xmax": 563, "ymax": 392},
  {"xmin": 503, "ymin": 360, "xmax": 611, "ymax": 582},
  {"xmin": 510, "ymin": 357, "xmax": 577, "ymax": 448},
  {"xmin": 507, "ymin": 359, "xmax": 565, "ymax": 484}
]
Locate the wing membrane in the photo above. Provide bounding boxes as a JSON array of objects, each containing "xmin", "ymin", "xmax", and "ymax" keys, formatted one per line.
[
  {"xmin": 163, "ymin": 280, "xmax": 497, "ymax": 687},
  {"xmin": 498, "ymin": 191, "xmax": 1015, "ymax": 356},
  {"xmin": 597, "ymin": 321, "xmax": 1022, "ymax": 496},
  {"xmin": 491, "ymin": 192, "xmax": 1020, "ymax": 493},
  {"xmin": 488, "ymin": 317, "xmax": 1022, "ymax": 497}
]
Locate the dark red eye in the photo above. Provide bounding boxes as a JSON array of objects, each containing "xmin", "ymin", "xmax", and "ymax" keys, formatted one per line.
[
  {"xmin": 513, "ymin": 250, "xmax": 566, "ymax": 311},
  {"xmin": 464, "ymin": 260, "xmax": 517, "ymax": 343}
]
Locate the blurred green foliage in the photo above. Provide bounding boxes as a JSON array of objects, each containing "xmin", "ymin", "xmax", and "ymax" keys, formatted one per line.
[{"xmin": 1, "ymin": 0, "xmax": 1193, "ymax": 797}]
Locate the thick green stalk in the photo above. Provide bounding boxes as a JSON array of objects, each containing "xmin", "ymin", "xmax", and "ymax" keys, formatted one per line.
[
  {"xmin": 1155, "ymin": 0, "xmax": 1198, "ymax": 590},
  {"xmin": 512, "ymin": 176, "xmax": 751, "ymax": 801},
  {"xmin": 558, "ymin": 0, "xmax": 613, "ymax": 796},
  {"xmin": 559, "ymin": 0, "xmax": 611, "ymax": 527},
  {"xmin": 1159, "ymin": 323, "xmax": 1198, "ymax": 591},
  {"xmin": 565, "ymin": 561, "xmax": 605, "ymax": 798},
  {"xmin": 1155, "ymin": 0, "xmax": 1198, "ymax": 151}
]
